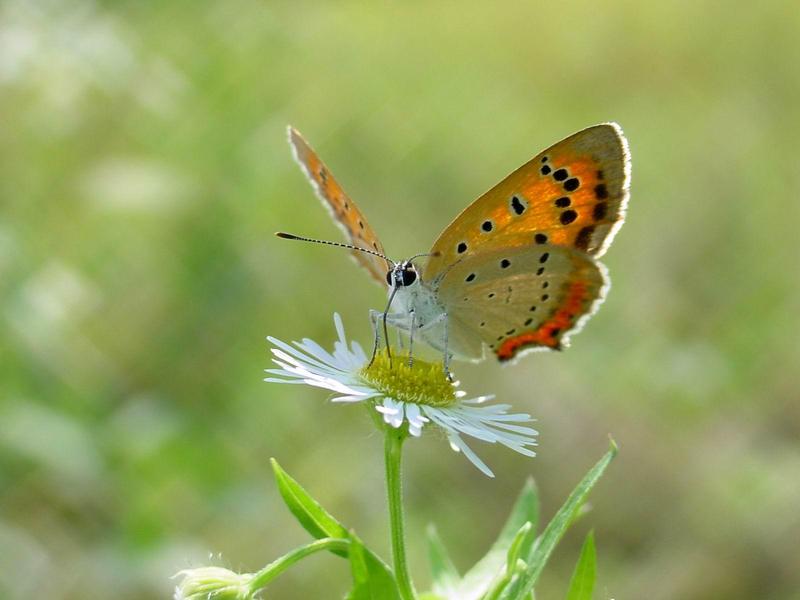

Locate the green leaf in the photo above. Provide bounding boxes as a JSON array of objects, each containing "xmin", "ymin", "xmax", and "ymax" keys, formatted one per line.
[
  {"xmin": 426, "ymin": 524, "xmax": 460, "ymax": 596},
  {"xmin": 497, "ymin": 479, "xmax": 540, "ymax": 552},
  {"xmin": 500, "ymin": 442, "xmax": 617, "ymax": 600},
  {"xmin": 483, "ymin": 522, "xmax": 533, "ymax": 600},
  {"xmin": 271, "ymin": 458, "xmax": 399, "ymax": 596},
  {"xmin": 270, "ymin": 458, "xmax": 349, "ymax": 557},
  {"xmin": 457, "ymin": 478, "xmax": 539, "ymax": 599},
  {"xmin": 506, "ymin": 522, "xmax": 533, "ymax": 570},
  {"xmin": 495, "ymin": 568, "xmax": 524, "ymax": 600},
  {"xmin": 565, "ymin": 531, "xmax": 596, "ymax": 600},
  {"xmin": 347, "ymin": 534, "xmax": 403, "ymax": 600}
]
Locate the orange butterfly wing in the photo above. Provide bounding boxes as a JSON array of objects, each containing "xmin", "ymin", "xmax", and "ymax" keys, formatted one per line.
[
  {"xmin": 288, "ymin": 126, "xmax": 390, "ymax": 285},
  {"xmin": 424, "ymin": 123, "xmax": 630, "ymax": 281},
  {"xmin": 423, "ymin": 123, "xmax": 630, "ymax": 362}
]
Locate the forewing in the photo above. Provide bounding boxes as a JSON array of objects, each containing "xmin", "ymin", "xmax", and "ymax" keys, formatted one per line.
[
  {"xmin": 288, "ymin": 126, "xmax": 390, "ymax": 285},
  {"xmin": 435, "ymin": 245, "xmax": 607, "ymax": 362},
  {"xmin": 424, "ymin": 123, "xmax": 629, "ymax": 282}
]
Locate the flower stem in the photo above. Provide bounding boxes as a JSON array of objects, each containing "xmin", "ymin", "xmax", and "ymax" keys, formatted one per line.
[
  {"xmin": 248, "ymin": 537, "xmax": 350, "ymax": 592},
  {"xmin": 385, "ymin": 427, "xmax": 416, "ymax": 600}
]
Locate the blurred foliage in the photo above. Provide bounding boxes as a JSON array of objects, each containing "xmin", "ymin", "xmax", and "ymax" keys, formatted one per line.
[{"xmin": 1, "ymin": 1, "xmax": 799, "ymax": 599}]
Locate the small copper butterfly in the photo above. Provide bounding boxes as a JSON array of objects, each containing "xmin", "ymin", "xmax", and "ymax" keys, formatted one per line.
[{"xmin": 280, "ymin": 124, "xmax": 630, "ymax": 368}]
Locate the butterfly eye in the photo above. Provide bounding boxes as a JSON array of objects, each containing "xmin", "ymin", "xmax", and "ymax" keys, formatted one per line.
[
  {"xmin": 386, "ymin": 270, "xmax": 394, "ymax": 286},
  {"xmin": 400, "ymin": 266, "xmax": 417, "ymax": 286}
]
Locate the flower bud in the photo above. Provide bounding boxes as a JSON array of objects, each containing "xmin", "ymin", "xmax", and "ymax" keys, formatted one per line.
[{"xmin": 173, "ymin": 566, "xmax": 255, "ymax": 600}]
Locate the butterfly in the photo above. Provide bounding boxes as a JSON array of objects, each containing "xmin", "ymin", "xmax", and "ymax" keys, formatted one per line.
[{"xmin": 281, "ymin": 124, "xmax": 630, "ymax": 370}]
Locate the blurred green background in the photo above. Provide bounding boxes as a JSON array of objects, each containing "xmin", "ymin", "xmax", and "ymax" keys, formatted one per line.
[{"xmin": 2, "ymin": 1, "xmax": 799, "ymax": 598}]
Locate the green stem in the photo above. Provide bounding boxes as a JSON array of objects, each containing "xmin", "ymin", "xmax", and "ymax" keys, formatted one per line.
[
  {"xmin": 385, "ymin": 427, "xmax": 416, "ymax": 600},
  {"xmin": 248, "ymin": 537, "xmax": 350, "ymax": 592}
]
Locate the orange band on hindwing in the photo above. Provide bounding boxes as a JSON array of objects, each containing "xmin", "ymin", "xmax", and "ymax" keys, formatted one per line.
[{"xmin": 495, "ymin": 280, "xmax": 590, "ymax": 361}]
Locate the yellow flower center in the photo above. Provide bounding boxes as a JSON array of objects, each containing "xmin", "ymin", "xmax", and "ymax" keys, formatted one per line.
[{"xmin": 360, "ymin": 350, "xmax": 457, "ymax": 408}]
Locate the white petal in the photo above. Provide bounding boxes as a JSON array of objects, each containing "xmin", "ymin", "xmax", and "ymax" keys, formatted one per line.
[
  {"xmin": 381, "ymin": 398, "xmax": 405, "ymax": 428},
  {"xmin": 331, "ymin": 394, "xmax": 376, "ymax": 403},
  {"xmin": 270, "ymin": 360, "xmax": 319, "ymax": 381},
  {"xmin": 404, "ymin": 403, "xmax": 427, "ymax": 437},
  {"xmin": 350, "ymin": 341, "xmax": 368, "ymax": 363},
  {"xmin": 334, "ymin": 312, "xmax": 347, "ymax": 345},
  {"xmin": 462, "ymin": 395, "xmax": 496, "ymax": 405},
  {"xmin": 448, "ymin": 434, "xmax": 495, "ymax": 477},
  {"xmin": 487, "ymin": 422, "xmax": 539, "ymax": 436},
  {"xmin": 502, "ymin": 444, "xmax": 537, "ymax": 457},
  {"xmin": 269, "ymin": 338, "xmax": 333, "ymax": 372},
  {"xmin": 304, "ymin": 377, "xmax": 363, "ymax": 395},
  {"xmin": 297, "ymin": 338, "xmax": 341, "ymax": 370}
]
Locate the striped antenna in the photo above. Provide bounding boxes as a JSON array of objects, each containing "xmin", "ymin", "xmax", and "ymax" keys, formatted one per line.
[{"xmin": 275, "ymin": 232, "xmax": 396, "ymax": 266}]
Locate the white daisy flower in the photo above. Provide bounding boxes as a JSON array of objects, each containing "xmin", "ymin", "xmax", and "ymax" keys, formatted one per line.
[{"xmin": 264, "ymin": 314, "xmax": 538, "ymax": 477}]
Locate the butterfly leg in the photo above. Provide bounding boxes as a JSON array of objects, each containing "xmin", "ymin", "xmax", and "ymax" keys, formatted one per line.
[
  {"xmin": 367, "ymin": 309, "xmax": 384, "ymax": 368},
  {"xmin": 368, "ymin": 285, "xmax": 402, "ymax": 367},
  {"xmin": 442, "ymin": 312, "xmax": 453, "ymax": 382},
  {"xmin": 382, "ymin": 309, "xmax": 392, "ymax": 367},
  {"xmin": 407, "ymin": 310, "xmax": 416, "ymax": 368}
]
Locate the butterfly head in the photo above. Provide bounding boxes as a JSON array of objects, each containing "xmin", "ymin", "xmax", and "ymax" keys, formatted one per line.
[{"xmin": 386, "ymin": 261, "xmax": 418, "ymax": 288}]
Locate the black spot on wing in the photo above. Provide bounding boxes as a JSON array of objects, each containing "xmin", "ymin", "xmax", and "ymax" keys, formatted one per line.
[
  {"xmin": 575, "ymin": 225, "xmax": 595, "ymax": 251},
  {"xmin": 511, "ymin": 196, "xmax": 527, "ymax": 215},
  {"xmin": 593, "ymin": 202, "xmax": 608, "ymax": 221},
  {"xmin": 560, "ymin": 210, "xmax": 578, "ymax": 225},
  {"xmin": 555, "ymin": 196, "xmax": 571, "ymax": 208}
]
